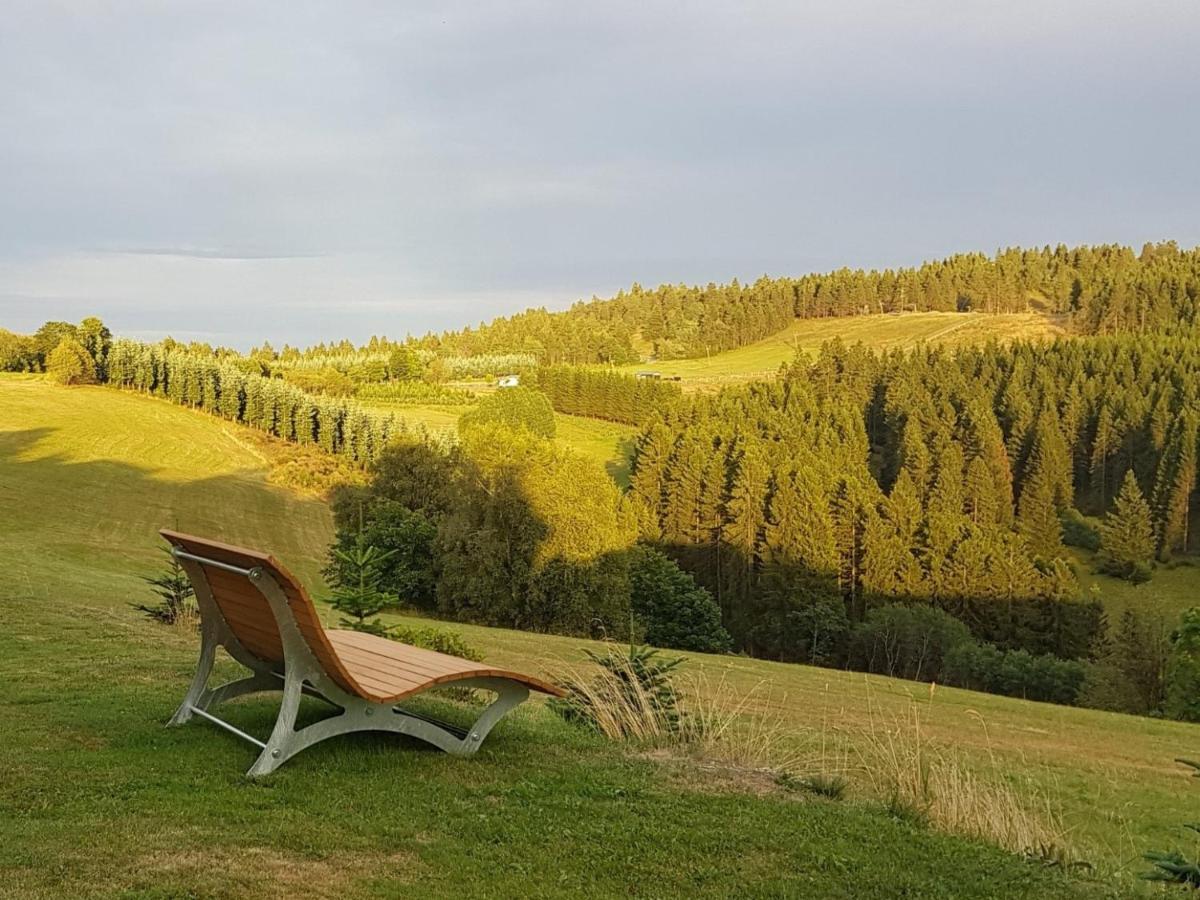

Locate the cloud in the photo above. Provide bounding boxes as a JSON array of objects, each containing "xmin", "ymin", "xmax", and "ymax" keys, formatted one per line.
[
  {"xmin": 100, "ymin": 247, "xmax": 326, "ymax": 261},
  {"xmin": 0, "ymin": 0, "xmax": 1198, "ymax": 346}
]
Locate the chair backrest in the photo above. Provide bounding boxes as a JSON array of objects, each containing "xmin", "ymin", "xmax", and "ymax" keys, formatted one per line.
[{"xmin": 160, "ymin": 529, "xmax": 358, "ymax": 693}]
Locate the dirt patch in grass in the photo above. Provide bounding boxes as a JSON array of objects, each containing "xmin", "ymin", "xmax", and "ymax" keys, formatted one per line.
[
  {"xmin": 123, "ymin": 846, "xmax": 422, "ymax": 899},
  {"xmin": 637, "ymin": 748, "xmax": 798, "ymax": 799}
]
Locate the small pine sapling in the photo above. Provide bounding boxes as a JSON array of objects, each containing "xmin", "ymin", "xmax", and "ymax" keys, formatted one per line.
[
  {"xmin": 551, "ymin": 643, "xmax": 685, "ymax": 737},
  {"xmin": 135, "ymin": 547, "xmax": 196, "ymax": 625},
  {"xmin": 327, "ymin": 540, "xmax": 398, "ymax": 636}
]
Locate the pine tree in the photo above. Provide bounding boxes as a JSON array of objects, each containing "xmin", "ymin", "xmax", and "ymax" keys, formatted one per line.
[
  {"xmin": 327, "ymin": 531, "xmax": 399, "ymax": 637},
  {"xmin": 1097, "ymin": 470, "xmax": 1155, "ymax": 583},
  {"xmin": 964, "ymin": 455, "xmax": 999, "ymax": 525},
  {"xmin": 763, "ymin": 461, "xmax": 838, "ymax": 576},
  {"xmin": 134, "ymin": 547, "xmax": 196, "ymax": 625},
  {"xmin": 1089, "ymin": 402, "xmax": 1117, "ymax": 508},
  {"xmin": 1152, "ymin": 412, "xmax": 1198, "ymax": 559},
  {"xmin": 831, "ymin": 478, "xmax": 873, "ymax": 621},
  {"xmin": 629, "ymin": 420, "xmax": 673, "ymax": 528},
  {"xmin": 722, "ymin": 445, "xmax": 769, "ymax": 623},
  {"xmin": 1017, "ymin": 464, "xmax": 1064, "ymax": 560}
]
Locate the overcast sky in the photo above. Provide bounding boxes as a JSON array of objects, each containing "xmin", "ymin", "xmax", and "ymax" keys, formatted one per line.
[{"xmin": 2, "ymin": 2, "xmax": 1198, "ymax": 348}]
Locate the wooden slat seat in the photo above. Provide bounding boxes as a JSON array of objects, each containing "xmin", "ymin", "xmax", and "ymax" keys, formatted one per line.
[
  {"xmin": 159, "ymin": 529, "xmax": 563, "ymax": 776},
  {"xmin": 325, "ymin": 629, "xmax": 561, "ymax": 702}
]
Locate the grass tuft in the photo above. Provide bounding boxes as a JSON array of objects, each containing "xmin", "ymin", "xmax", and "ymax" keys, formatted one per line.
[
  {"xmin": 852, "ymin": 695, "xmax": 1069, "ymax": 859},
  {"xmin": 777, "ymin": 771, "xmax": 849, "ymax": 800}
]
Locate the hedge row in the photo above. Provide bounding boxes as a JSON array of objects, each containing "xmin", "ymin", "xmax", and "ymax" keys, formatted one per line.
[
  {"xmin": 529, "ymin": 365, "xmax": 681, "ymax": 425},
  {"xmin": 106, "ymin": 340, "xmax": 404, "ymax": 464}
]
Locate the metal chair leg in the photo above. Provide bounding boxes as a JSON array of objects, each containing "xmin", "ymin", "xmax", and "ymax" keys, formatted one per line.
[
  {"xmin": 246, "ymin": 670, "xmax": 306, "ymax": 778},
  {"xmin": 240, "ymin": 678, "xmax": 533, "ymax": 777},
  {"xmin": 167, "ymin": 621, "xmax": 219, "ymax": 726}
]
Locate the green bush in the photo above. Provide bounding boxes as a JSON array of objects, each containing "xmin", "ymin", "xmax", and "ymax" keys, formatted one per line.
[
  {"xmin": 0, "ymin": 328, "xmax": 38, "ymax": 372},
  {"xmin": 389, "ymin": 624, "xmax": 482, "ymax": 661},
  {"xmin": 282, "ymin": 366, "xmax": 356, "ymax": 397},
  {"xmin": 943, "ymin": 643, "xmax": 1085, "ymax": 705},
  {"xmin": 848, "ymin": 604, "xmax": 973, "ymax": 682},
  {"xmin": 1061, "ymin": 508, "xmax": 1100, "ymax": 551},
  {"xmin": 1166, "ymin": 608, "xmax": 1200, "ymax": 722},
  {"xmin": 46, "ymin": 338, "xmax": 97, "ymax": 385},
  {"xmin": 1077, "ymin": 661, "xmax": 1146, "ymax": 714},
  {"xmin": 628, "ymin": 546, "xmax": 731, "ymax": 653},
  {"xmin": 459, "ymin": 386, "xmax": 556, "ymax": 439}
]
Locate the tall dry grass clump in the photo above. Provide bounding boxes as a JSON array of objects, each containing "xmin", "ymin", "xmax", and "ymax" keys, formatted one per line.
[
  {"xmin": 552, "ymin": 645, "xmax": 1074, "ymax": 863},
  {"xmin": 550, "ymin": 644, "xmax": 801, "ymax": 770},
  {"xmin": 852, "ymin": 694, "xmax": 1068, "ymax": 858},
  {"xmin": 679, "ymin": 669, "xmax": 805, "ymax": 772},
  {"xmin": 550, "ymin": 645, "xmax": 684, "ymax": 745}
]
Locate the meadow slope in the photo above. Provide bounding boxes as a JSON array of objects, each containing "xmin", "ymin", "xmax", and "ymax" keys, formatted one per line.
[
  {"xmin": 0, "ymin": 376, "xmax": 1193, "ymax": 897},
  {"xmin": 617, "ymin": 311, "xmax": 1065, "ymax": 390}
]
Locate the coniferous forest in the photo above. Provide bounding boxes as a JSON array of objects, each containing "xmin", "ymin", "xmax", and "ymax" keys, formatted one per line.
[{"xmin": 630, "ymin": 335, "xmax": 1199, "ymax": 664}]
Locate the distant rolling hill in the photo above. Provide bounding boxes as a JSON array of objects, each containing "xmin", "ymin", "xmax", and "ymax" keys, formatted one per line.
[{"xmin": 618, "ymin": 311, "xmax": 1065, "ymax": 390}]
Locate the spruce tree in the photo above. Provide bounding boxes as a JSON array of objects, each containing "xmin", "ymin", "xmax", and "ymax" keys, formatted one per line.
[
  {"xmin": 1097, "ymin": 470, "xmax": 1155, "ymax": 583},
  {"xmin": 327, "ymin": 537, "xmax": 398, "ymax": 637},
  {"xmin": 1017, "ymin": 465, "xmax": 1065, "ymax": 560},
  {"xmin": 1153, "ymin": 412, "xmax": 1198, "ymax": 559}
]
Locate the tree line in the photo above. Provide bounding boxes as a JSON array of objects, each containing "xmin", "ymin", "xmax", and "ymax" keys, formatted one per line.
[
  {"xmin": 328, "ymin": 420, "xmax": 731, "ymax": 654},
  {"xmin": 1, "ymin": 318, "xmax": 113, "ymax": 375},
  {"xmin": 528, "ymin": 366, "xmax": 682, "ymax": 425},
  {"xmin": 15, "ymin": 242, "xmax": 1194, "ymax": 379},
  {"xmin": 402, "ymin": 241, "xmax": 1200, "ymax": 364},
  {"xmin": 104, "ymin": 339, "xmax": 406, "ymax": 464}
]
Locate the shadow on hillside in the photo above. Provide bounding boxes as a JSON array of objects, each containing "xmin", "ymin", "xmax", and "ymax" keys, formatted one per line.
[
  {"xmin": 605, "ymin": 436, "xmax": 635, "ymax": 487},
  {"xmin": 654, "ymin": 538, "xmax": 1104, "ymax": 665},
  {"xmin": 0, "ymin": 427, "xmax": 336, "ymax": 592}
]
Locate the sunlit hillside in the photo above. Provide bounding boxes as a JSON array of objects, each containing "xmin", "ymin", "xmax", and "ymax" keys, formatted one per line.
[{"xmin": 617, "ymin": 311, "xmax": 1065, "ymax": 391}]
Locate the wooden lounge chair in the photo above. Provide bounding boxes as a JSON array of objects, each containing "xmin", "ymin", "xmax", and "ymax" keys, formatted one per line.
[{"xmin": 161, "ymin": 529, "xmax": 563, "ymax": 776}]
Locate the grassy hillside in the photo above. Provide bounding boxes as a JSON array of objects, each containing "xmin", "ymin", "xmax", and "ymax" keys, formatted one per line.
[
  {"xmin": 617, "ymin": 311, "xmax": 1065, "ymax": 390},
  {"xmin": 0, "ymin": 375, "xmax": 1121, "ymax": 897},
  {"xmin": 0, "ymin": 376, "xmax": 334, "ymax": 600},
  {"xmin": 1072, "ymin": 547, "xmax": 1199, "ymax": 625}
]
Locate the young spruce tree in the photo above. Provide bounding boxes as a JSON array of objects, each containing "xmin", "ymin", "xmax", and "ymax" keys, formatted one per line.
[
  {"xmin": 1097, "ymin": 470, "xmax": 1155, "ymax": 583},
  {"xmin": 327, "ymin": 514, "xmax": 399, "ymax": 637}
]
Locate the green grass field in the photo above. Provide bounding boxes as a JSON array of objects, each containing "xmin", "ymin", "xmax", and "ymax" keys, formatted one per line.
[
  {"xmin": 1071, "ymin": 548, "xmax": 1200, "ymax": 625},
  {"xmin": 2, "ymin": 376, "xmax": 1194, "ymax": 897},
  {"xmin": 0, "ymin": 376, "xmax": 334, "ymax": 599},
  {"xmin": 616, "ymin": 312, "xmax": 1065, "ymax": 390}
]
